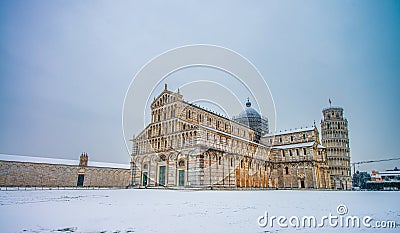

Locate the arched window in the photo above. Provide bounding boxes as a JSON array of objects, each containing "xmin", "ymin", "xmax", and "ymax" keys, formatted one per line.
[
  {"xmin": 178, "ymin": 160, "xmax": 185, "ymax": 167},
  {"xmin": 285, "ymin": 167, "xmax": 289, "ymax": 175}
]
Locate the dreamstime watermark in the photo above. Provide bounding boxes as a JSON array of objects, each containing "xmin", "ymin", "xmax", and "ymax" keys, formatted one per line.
[{"xmin": 257, "ymin": 204, "xmax": 397, "ymax": 229}]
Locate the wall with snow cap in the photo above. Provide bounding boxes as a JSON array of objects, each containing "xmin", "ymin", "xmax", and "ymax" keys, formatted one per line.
[{"xmin": 0, "ymin": 154, "xmax": 130, "ymax": 187}]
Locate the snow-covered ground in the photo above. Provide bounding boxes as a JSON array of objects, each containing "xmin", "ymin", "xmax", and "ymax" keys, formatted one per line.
[{"xmin": 0, "ymin": 189, "xmax": 398, "ymax": 233}]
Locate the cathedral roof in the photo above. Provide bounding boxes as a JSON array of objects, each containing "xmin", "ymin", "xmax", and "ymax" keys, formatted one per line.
[
  {"xmin": 271, "ymin": 141, "xmax": 325, "ymax": 150},
  {"xmin": 201, "ymin": 125, "xmax": 269, "ymax": 148},
  {"xmin": 263, "ymin": 126, "xmax": 315, "ymax": 137}
]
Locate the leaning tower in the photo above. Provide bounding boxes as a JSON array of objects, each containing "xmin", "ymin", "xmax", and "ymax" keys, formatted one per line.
[{"xmin": 321, "ymin": 104, "xmax": 352, "ymax": 190}]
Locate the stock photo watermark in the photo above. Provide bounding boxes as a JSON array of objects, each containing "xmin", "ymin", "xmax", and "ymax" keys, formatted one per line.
[{"xmin": 257, "ymin": 204, "xmax": 397, "ymax": 229}]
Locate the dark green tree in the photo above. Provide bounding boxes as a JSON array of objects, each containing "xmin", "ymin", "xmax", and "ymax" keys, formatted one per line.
[{"xmin": 352, "ymin": 171, "xmax": 371, "ymax": 189}]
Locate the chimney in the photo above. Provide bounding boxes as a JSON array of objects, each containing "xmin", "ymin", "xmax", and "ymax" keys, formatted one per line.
[{"xmin": 79, "ymin": 153, "xmax": 88, "ymax": 166}]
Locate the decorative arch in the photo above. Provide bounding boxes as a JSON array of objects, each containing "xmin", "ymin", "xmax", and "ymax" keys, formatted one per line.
[
  {"xmin": 178, "ymin": 159, "xmax": 186, "ymax": 167},
  {"xmin": 168, "ymin": 152, "xmax": 177, "ymax": 161},
  {"xmin": 177, "ymin": 152, "xmax": 186, "ymax": 161},
  {"xmin": 159, "ymin": 154, "xmax": 167, "ymax": 162},
  {"xmin": 188, "ymin": 150, "xmax": 197, "ymax": 159}
]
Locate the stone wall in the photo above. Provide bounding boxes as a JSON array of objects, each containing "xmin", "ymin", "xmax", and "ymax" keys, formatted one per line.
[{"xmin": 0, "ymin": 160, "xmax": 130, "ymax": 187}]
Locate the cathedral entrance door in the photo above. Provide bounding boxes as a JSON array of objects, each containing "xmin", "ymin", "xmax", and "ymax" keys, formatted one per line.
[
  {"xmin": 159, "ymin": 166, "xmax": 166, "ymax": 186},
  {"xmin": 142, "ymin": 172, "xmax": 148, "ymax": 186},
  {"xmin": 179, "ymin": 170, "xmax": 185, "ymax": 187},
  {"xmin": 300, "ymin": 180, "xmax": 305, "ymax": 188}
]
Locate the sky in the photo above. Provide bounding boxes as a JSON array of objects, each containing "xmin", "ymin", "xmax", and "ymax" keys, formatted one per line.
[{"xmin": 0, "ymin": 1, "xmax": 399, "ymax": 172}]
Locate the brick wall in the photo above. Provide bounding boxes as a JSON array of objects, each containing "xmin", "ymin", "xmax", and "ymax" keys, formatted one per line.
[{"xmin": 0, "ymin": 160, "xmax": 130, "ymax": 187}]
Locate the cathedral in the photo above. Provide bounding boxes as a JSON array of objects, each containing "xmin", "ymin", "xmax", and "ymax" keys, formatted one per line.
[{"xmin": 130, "ymin": 84, "xmax": 352, "ymax": 190}]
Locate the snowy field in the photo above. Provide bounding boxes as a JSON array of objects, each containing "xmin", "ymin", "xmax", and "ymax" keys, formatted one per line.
[{"xmin": 0, "ymin": 189, "xmax": 398, "ymax": 233}]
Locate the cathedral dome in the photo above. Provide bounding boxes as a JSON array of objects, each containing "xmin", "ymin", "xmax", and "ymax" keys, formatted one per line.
[
  {"xmin": 237, "ymin": 100, "xmax": 261, "ymax": 119},
  {"xmin": 232, "ymin": 99, "xmax": 269, "ymax": 141}
]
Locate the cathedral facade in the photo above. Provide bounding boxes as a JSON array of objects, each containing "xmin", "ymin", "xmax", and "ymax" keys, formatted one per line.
[{"xmin": 130, "ymin": 85, "xmax": 350, "ymax": 190}]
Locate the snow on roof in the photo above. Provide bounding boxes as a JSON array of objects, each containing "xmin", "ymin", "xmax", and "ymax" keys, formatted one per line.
[
  {"xmin": 374, "ymin": 171, "xmax": 400, "ymax": 176},
  {"xmin": 201, "ymin": 125, "xmax": 269, "ymax": 149},
  {"xmin": 0, "ymin": 154, "xmax": 77, "ymax": 166},
  {"xmin": 0, "ymin": 154, "xmax": 130, "ymax": 169},
  {"xmin": 263, "ymin": 126, "xmax": 315, "ymax": 137},
  {"xmin": 89, "ymin": 161, "xmax": 130, "ymax": 169},
  {"xmin": 271, "ymin": 141, "xmax": 315, "ymax": 150}
]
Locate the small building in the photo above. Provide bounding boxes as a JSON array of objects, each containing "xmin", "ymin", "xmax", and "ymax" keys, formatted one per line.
[
  {"xmin": 367, "ymin": 168, "xmax": 400, "ymax": 191},
  {"xmin": 0, "ymin": 153, "xmax": 130, "ymax": 188}
]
